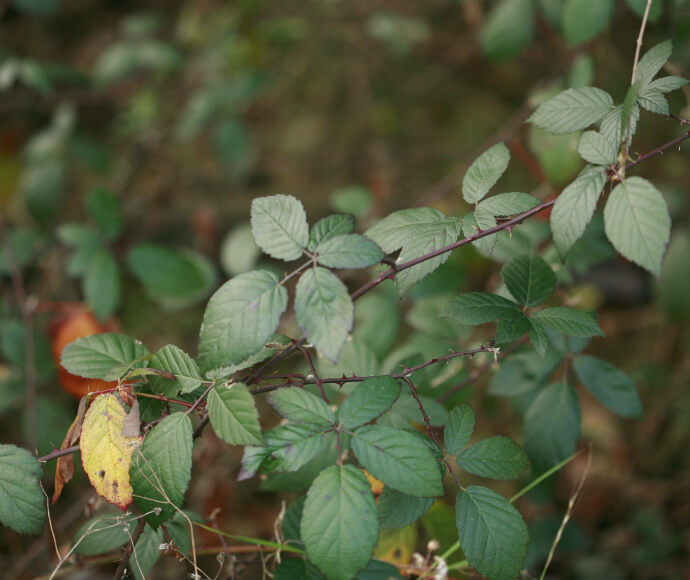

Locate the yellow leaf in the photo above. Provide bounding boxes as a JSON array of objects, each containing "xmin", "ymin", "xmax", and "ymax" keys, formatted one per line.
[
  {"xmin": 374, "ymin": 525, "xmax": 417, "ymax": 566},
  {"xmin": 363, "ymin": 469, "xmax": 384, "ymax": 496},
  {"xmin": 80, "ymin": 394, "xmax": 142, "ymax": 510}
]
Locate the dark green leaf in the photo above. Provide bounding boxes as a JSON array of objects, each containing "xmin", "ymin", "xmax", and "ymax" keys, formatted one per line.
[
  {"xmin": 275, "ymin": 559, "xmax": 325, "ymax": 580},
  {"xmin": 268, "ymin": 387, "xmax": 335, "ymax": 427},
  {"xmin": 527, "ymin": 319, "xmax": 549, "ymax": 356},
  {"xmin": 480, "ymin": 0, "xmax": 534, "ymax": 61},
  {"xmin": 339, "ymin": 376, "xmax": 401, "ymax": 429},
  {"xmin": 0, "ymin": 445, "xmax": 45, "ymax": 535},
  {"xmin": 130, "ymin": 523, "xmax": 165, "ymax": 580},
  {"xmin": 315, "ymin": 234, "xmax": 384, "ymax": 269},
  {"xmin": 265, "ymin": 424, "xmax": 330, "ymax": 472},
  {"xmin": 378, "ymin": 486, "xmax": 434, "ymax": 529},
  {"xmin": 562, "ymin": 0, "xmax": 614, "ymax": 46},
  {"xmin": 84, "ymin": 249, "xmax": 121, "ymax": 321},
  {"xmin": 61, "ymin": 333, "xmax": 149, "ymax": 380},
  {"xmin": 462, "ymin": 142, "xmax": 511, "ymax": 204},
  {"xmin": 531, "ymin": 307, "xmax": 604, "ymax": 337},
  {"xmin": 444, "ymin": 404, "xmax": 475, "ymax": 454},
  {"xmin": 442, "ymin": 292, "xmax": 520, "ymax": 325},
  {"xmin": 72, "ymin": 513, "xmax": 130, "ymax": 555},
  {"xmin": 502, "ymin": 254, "xmax": 556, "ymax": 307},
  {"xmin": 573, "ymin": 355, "xmax": 642, "ymax": 418},
  {"xmin": 478, "ymin": 192, "xmax": 541, "ymax": 216},
  {"xmin": 251, "ymin": 194, "xmax": 309, "ymax": 261},
  {"xmin": 527, "ymin": 87, "xmax": 613, "ymax": 134},
  {"xmin": 308, "ymin": 214, "xmax": 355, "ymax": 251},
  {"xmin": 356, "ymin": 560, "xmax": 404, "ymax": 579},
  {"xmin": 207, "ymin": 383, "xmax": 263, "ymax": 446},
  {"xmin": 87, "ymin": 188, "xmax": 122, "ymax": 240},
  {"xmin": 456, "ymin": 436, "xmax": 529, "ymax": 480},
  {"xmin": 495, "ymin": 314, "xmax": 530, "ymax": 344},
  {"xmin": 626, "ymin": 0, "xmax": 663, "ymax": 21}
]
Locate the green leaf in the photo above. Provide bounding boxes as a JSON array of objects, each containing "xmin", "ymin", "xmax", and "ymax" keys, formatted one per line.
[
  {"xmin": 149, "ymin": 345, "xmax": 202, "ymax": 396},
  {"xmin": 531, "ymin": 307, "xmax": 604, "ymax": 337},
  {"xmin": 645, "ymin": 76, "xmax": 689, "ymax": 94},
  {"xmin": 251, "ymin": 194, "xmax": 309, "ymax": 261},
  {"xmin": 444, "ymin": 404, "xmax": 475, "ymax": 455},
  {"xmin": 378, "ymin": 486, "xmax": 434, "ymax": 530},
  {"xmin": 0, "ymin": 445, "xmax": 45, "ymax": 535},
  {"xmin": 301, "ymin": 465, "xmax": 378, "ymax": 580},
  {"xmin": 72, "ymin": 514, "xmax": 130, "ymax": 555},
  {"xmin": 599, "ymin": 103, "xmax": 640, "ymax": 148},
  {"xmin": 275, "ymin": 559, "xmax": 325, "ymax": 580},
  {"xmin": 356, "ymin": 559, "xmax": 404, "ymax": 579},
  {"xmin": 573, "ymin": 355, "xmax": 642, "ymax": 418},
  {"xmin": 456, "ymin": 436, "xmax": 529, "ymax": 480},
  {"xmin": 551, "ymin": 165, "xmax": 607, "ymax": 258},
  {"xmin": 61, "ymin": 333, "xmax": 149, "ymax": 380},
  {"xmin": 463, "ymin": 210, "xmax": 497, "ymax": 255},
  {"xmin": 130, "ymin": 413, "xmax": 193, "ymax": 528},
  {"xmin": 365, "ymin": 208, "xmax": 462, "ymax": 295},
  {"xmin": 527, "ymin": 87, "xmax": 613, "ymax": 134},
  {"xmin": 315, "ymin": 234, "xmax": 384, "ymax": 269},
  {"xmin": 480, "ymin": 0, "xmax": 534, "ymax": 61},
  {"xmin": 127, "ymin": 244, "xmax": 217, "ymax": 309},
  {"xmin": 635, "ymin": 40, "xmax": 673, "ymax": 87},
  {"xmin": 495, "ymin": 314, "xmax": 530, "ymax": 344},
  {"xmin": 577, "ymin": 131, "xmax": 616, "ymax": 166},
  {"xmin": 562, "ymin": 0, "xmax": 614, "ymax": 46},
  {"xmin": 502, "ymin": 254, "xmax": 556, "ymax": 307},
  {"xmin": 478, "ymin": 192, "xmax": 541, "ymax": 216},
  {"xmin": 0, "ymin": 228, "xmax": 43, "ymax": 274},
  {"xmin": 130, "ymin": 523, "xmax": 165, "ymax": 580},
  {"xmin": 603, "ymin": 177, "xmax": 671, "ymax": 276},
  {"xmin": 207, "ymin": 383, "xmax": 263, "ymax": 446},
  {"xmin": 204, "ymin": 334, "xmax": 290, "ymax": 380},
  {"xmin": 84, "ymin": 249, "xmax": 121, "ymax": 321},
  {"xmin": 626, "ymin": 0, "xmax": 663, "ymax": 21},
  {"xmin": 265, "ymin": 424, "xmax": 329, "ymax": 472},
  {"xmin": 351, "ymin": 425, "xmax": 443, "ymax": 497},
  {"xmin": 308, "ymin": 214, "xmax": 355, "ymax": 251},
  {"xmin": 199, "ymin": 270, "xmax": 288, "ymax": 374},
  {"xmin": 527, "ymin": 319, "xmax": 549, "ymax": 356},
  {"xmin": 462, "ymin": 142, "xmax": 511, "ymax": 204},
  {"xmin": 339, "ymin": 376, "xmax": 401, "ymax": 429},
  {"xmin": 220, "ymin": 224, "xmax": 261, "ymax": 277},
  {"xmin": 268, "ymin": 387, "xmax": 335, "ymax": 427},
  {"xmin": 524, "ymin": 382, "xmax": 580, "ymax": 469},
  {"xmin": 638, "ymin": 90, "xmax": 670, "ymax": 115},
  {"xmin": 330, "ymin": 186, "xmax": 373, "ymax": 218},
  {"xmin": 456, "ymin": 486, "xmax": 528, "ymax": 580},
  {"xmin": 87, "ymin": 188, "xmax": 122, "ymax": 240},
  {"xmin": 442, "ymin": 292, "xmax": 521, "ymax": 325},
  {"xmin": 295, "ymin": 267, "xmax": 353, "ymax": 362}
]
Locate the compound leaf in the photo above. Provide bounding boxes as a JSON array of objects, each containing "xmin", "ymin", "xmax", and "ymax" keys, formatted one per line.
[{"xmin": 501, "ymin": 254, "xmax": 556, "ymax": 307}]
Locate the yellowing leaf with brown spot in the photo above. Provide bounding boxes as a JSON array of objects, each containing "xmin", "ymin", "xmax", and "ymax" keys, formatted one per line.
[
  {"xmin": 80, "ymin": 394, "xmax": 141, "ymax": 510},
  {"xmin": 374, "ymin": 525, "xmax": 417, "ymax": 567}
]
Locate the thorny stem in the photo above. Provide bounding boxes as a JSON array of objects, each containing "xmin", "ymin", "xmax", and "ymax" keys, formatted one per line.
[
  {"xmin": 625, "ymin": 128, "xmax": 690, "ymax": 171},
  {"xmin": 297, "ymin": 345, "xmax": 329, "ymax": 403},
  {"xmin": 112, "ymin": 516, "xmax": 147, "ymax": 580},
  {"xmin": 401, "ymin": 375, "xmax": 437, "ymax": 442}
]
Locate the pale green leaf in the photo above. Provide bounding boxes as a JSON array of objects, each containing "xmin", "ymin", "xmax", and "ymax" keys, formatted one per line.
[
  {"xmin": 480, "ymin": 0, "xmax": 534, "ymax": 61},
  {"xmin": 444, "ymin": 404, "xmax": 475, "ymax": 455},
  {"xmin": 599, "ymin": 103, "xmax": 640, "ymax": 148},
  {"xmin": 456, "ymin": 486, "xmax": 528, "ymax": 580},
  {"xmin": 302, "ymin": 465, "xmax": 378, "ymax": 580},
  {"xmin": 130, "ymin": 413, "xmax": 193, "ymax": 528},
  {"xmin": 573, "ymin": 355, "xmax": 642, "ymax": 418},
  {"xmin": 551, "ymin": 165, "xmax": 607, "ymax": 258},
  {"xmin": 207, "ymin": 383, "xmax": 263, "ymax": 446},
  {"xmin": 645, "ymin": 76, "xmax": 689, "ymax": 94},
  {"xmin": 462, "ymin": 209, "xmax": 498, "ymax": 255},
  {"xmin": 351, "ymin": 425, "xmax": 443, "ymax": 497},
  {"xmin": 501, "ymin": 254, "xmax": 556, "ymax": 307},
  {"xmin": 339, "ymin": 376, "xmax": 401, "ymax": 429},
  {"xmin": 531, "ymin": 307, "xmax": 604, "ymax": 337},
  {"xmin": 296, "ymin": 267, "xmax": 353, "ymax": 362},
  {"xmin": 84, "ymin": 249, "xmax": 120, "ymax": 321},
  {"xmin": 462, "ymin": 142, "xmax": 511, "ymax": 204},
  {"xmin": 378, "ymin": 486, "xmax": 434, "ymax": 530},
  {"xmin": 577, "ymin": 130, "xmax": 616, "ymax": 165},
  {"xmin": 61, "ymin": 333, "xmax": 149, "ymax": 380},
  {"xmin": 528, "ymin": 87, "xmax": 613, "ymax": 134},
  {"xmin": 635, "ymin": 40, "xmax": 673, "ymax": 86},
  {"xmin": 626, "ymin": 0, "xmax": 663, "ymax": 22},
  {"xmin": 442, "ymin": 292, "xmax": 520, "ymax": 325},
  {"xmin": 638, "ymin": 90, "xmax": 670, "ymax": 115},
  {"xmin": 315, "ymin": 234, "xmax": 384, "ymax": 269},
  {"xmin": 149, "ymin": 345, "xmax": 202, "ymax": 396},
  {"xmin": 268, "ymin": 387, "xmax": 335, "ymax": 427},
  {"xmin": 251, "ymin": 194, "xmax": 309, "ymax": 261},
  {"xmin": 562, "ymin": 0, "xmax": 614, "ymax": 46},
  {"xmin": 220, "ymin": 224, "xmax": 261, "ymax": 277},
  {"xmin": 456, "ymin": 436, "xmax": 529, "ymax": 480},
  {"xmin": 478, "ymin": 192, "xmax": 541, "ymax": 216},
  {"xmin": 0, "ymin": 445, "xmax": 45, "ymax": 535},
  {"xmin": 73, "ymin": 514, "xmax": 130, "ymax": 555},
  {"xmin": 199, "ymin": 270, "xmax": 288, "ymax": 374},
  {"xmin": 604, "ymin": 177, "xmax": 671, "ymax": 276},
  {"xmin": 308, "ymin": 214, "xmax": 355, "ymax": 251}
]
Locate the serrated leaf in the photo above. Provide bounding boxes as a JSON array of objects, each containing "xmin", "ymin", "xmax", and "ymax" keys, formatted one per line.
[
  {"xmin": 302, "ymin": 466, "xmax": 378, "ymax": 580},
  {"xmin": 462, "ymin": 142, "xmax": 511, "ymax": 204},
  {"xmin": 524, "ymin": 382, "xmax": 580, "ymax": 469},
  {"xmin": 61, "ymin": 333, "xmax": 149, "ymax": 380},
  {"xmin": 199, "ymin": 270, "xmax": 288, "ymax": 374},
  {"xmin": 0, "ymin": 444, "xmax": 45, "ymax": 535},
  {"xmin": 502, "ymin": 254, "xmax": 556, "ymax": 307},
  {"xmin": 351, "ymin": 425, "xmax": 443, "ymax": 497},
  {"xmin": 444, "ymin": 404, "xmax": 475, "ymax": 455},
  {"xmin": 531, "ymin": 307, "xmax": 604, "ymax": 337},
  {"xmin": 645, "ymin": 76, "xmax": 689, "ymax": 93},
  {"xmin": 603, "ymin": 177, "xmax": 671, "ymax": 276},
  {"xmin": 315, "ymin": 234, "xmax": 384, "ymax": 269},
  {"xmin": 442, "ymin": 292, "xmax": 520, "ymax": 325},
  {"xmin": 456, "ymin": 436, "xmax": 529, "ymax": 480},
  {"xmin": 127, "ymin": 244, "xmax": 217, "ymax": 309},
  {"xmin": 456, "ymin": 486, "xmax": 528, "ymax": 580},
  {"xmin": 562, "ymin": 0, "xmax": 614, "ymax": 46},
  {"xmin": 551, "ymin": 165, "xmax": 607, "ymax": 258},
  {"xmin": 130, "ymin": 413, "xmax": 192, "ymax": 528},
  {"xmin": 265, "ymin": 425, "xmax": 330, "ymax": 472},
  {"xmin": 308, "ymin": 214, "xmax": 355, "ymax": 251},
  {"xmin": 72, "ymin": 513, "xmax": 131, "ymax": 556},
  {"xmin": 638, "ymin": 90, "xmax": 670, "ymax": 115},
  {"xmin": 84, "ymin": 249, "xmax": 121, "ymax": 321},
  {"xmin": 339, "ymin": 376, "xmax": 401, "ymax": 429},
  {"xmin": 600, "ymin": 103, "xmax": 640, "ymax": 148},
  {"xmin": 480, "ymin": 0, "xmax": 534, "ymax": 61},
  {"xmin": 528, "ymin": 87, "xmax": 613, "ymax": 134},
  {"xmin": 495, "ymin": 314, "xmax": 530, "ymax": 344},
  {"xmin": 207, "ymin": 383, "xmax": 263, "ymax": 446},
  {"xmin": 205, "ymin": 334, "xmax": 291, "ymax": 380},
  {"xmin": 527, "ymin": 319, "xmax": 549, "ymax": 356},
  {"xmin": 636, "ymin": 40, "xmax": 673, "ymax": 87},
  {"xmin": 464, "ymin": 209, "xmax": 499, "ymax": 255},
  {"xmin": 365, "ymin": 208, "xmax": 462, "ymax": 295},
  {"xmin": 577, "ymin": 131, "xmax": 616, "ymax": 165},
  {"xmin": 80, "ymin": 394, "xmax": 142, "ymax": 510},
  {"xmin": 478, "ymin": 192, "xmax": 541, "ymax": 216},
  {"xmin": 296, "ymin": 267, "xmax": 353, "ymax": 362},
  {"xmin": 251, "ymin": 194, "xmax": 309, "ymax": 260},
  {"xmin": 573, "ymin": 355, "xmax": 642, "ymax": 418},
  {"xmin": 268, "ymin": 387, "xmax": 335, "ymax": 427},
  {"xmin": 275, "ymin": 558, "xmax": 325, "ymax": 580},
  {"xmin": 149, "ymin": 345, "xmax": 202, "ymax": 396},
  {"xmin": 129, "ymin": 523, "xmax": 165, "ymax": 580},
  {"xmin": 378, "ymin": 486, "xmax": 434, "ymax": 530}
]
